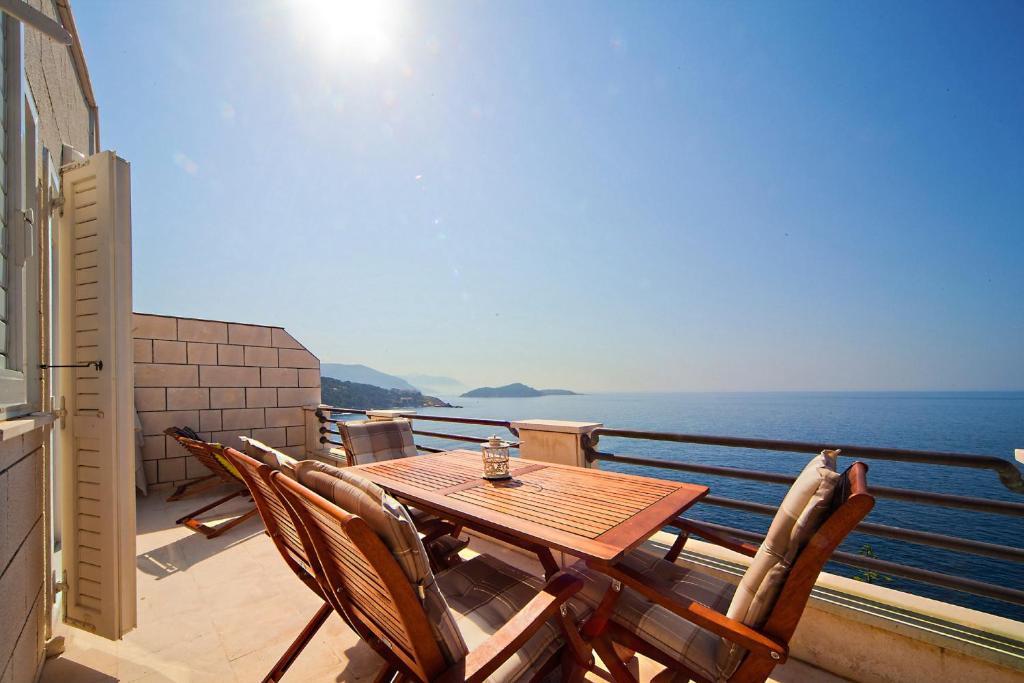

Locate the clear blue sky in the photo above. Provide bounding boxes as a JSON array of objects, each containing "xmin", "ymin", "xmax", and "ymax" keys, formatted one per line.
[{"xmin": 73, "ymin": 1, "xmax": 1023, "ymax": 392}]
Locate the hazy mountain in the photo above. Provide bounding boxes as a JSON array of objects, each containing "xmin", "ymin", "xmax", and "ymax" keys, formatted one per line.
[
  {"xmin": 320, "ymin": 363, "xmax": 419, "ymax": 392},
  {"xmin": 402, "ymin": 374, "xmax": 467, "ymax": 395},
  {"xmin": 461, "ymin": 383, "xmax": 578, "ymax": 398},
  {"xmin": 320, "ymin": 377, "xmax": 454, "ymax": 409}
]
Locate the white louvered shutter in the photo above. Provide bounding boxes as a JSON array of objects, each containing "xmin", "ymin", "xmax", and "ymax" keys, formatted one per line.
[{"xmin": 55, "ymin": 151, "xmax": 136, "ymax": 639}]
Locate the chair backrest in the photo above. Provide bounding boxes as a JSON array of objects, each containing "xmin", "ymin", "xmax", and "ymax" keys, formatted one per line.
[
  {"xmin": 726, "ymin": 460, "xmax": 874, "ymax": 681},
  {"xmin": 239, "ymin": 435, "xmax": 298, "ymax": 472},
  {"xmin": 271, "ymin": 469, "xmax": 453, "ymax": 680},
  {"xmin": 221, "ymin": 447, "xmax": 321, "ymax": 595},
  {"xmin": 337, "ymin": 418, "xmax": 419, "ymax": 465},
  {"xmin": 164, "ymin": 428, "xmax": 239, "ymax": 483}
]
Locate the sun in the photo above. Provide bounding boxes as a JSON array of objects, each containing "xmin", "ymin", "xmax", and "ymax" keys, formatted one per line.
[{"xmin": 293, "ymin": 0, "xmax": 399, "ymax": 63}]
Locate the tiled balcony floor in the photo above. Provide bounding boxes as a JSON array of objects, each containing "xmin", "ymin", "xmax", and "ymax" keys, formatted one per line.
[{"xmin": 41, "ymin": 486, "xmax": 849, "ymax": 682}]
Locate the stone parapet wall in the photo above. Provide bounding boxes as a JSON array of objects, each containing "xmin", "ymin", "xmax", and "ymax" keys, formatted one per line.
[{"xmin": 133, "ymin": 314, "xmax": 321, "ymax": 486}]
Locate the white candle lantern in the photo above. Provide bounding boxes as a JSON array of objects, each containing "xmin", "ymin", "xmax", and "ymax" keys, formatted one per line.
[{"xmin": 481, "ymin": 435, "xmax": 511, "ymax": 480}]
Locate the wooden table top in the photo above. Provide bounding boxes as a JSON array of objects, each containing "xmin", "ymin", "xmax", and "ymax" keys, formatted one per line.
[{"xmin": 350, "ymin": 450, "xmax": 709, "ymax": 563}]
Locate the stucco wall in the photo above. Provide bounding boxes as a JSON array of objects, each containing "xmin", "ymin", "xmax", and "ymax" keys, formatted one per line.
[
  {"xmin": 22, "ymin": 0, "xmax": 92, "ymax": 158},
  {"xmin": 24, "ymin": 0, "xmax": 92, "ymax": 160},
  {"xmin": 132, "ymin": 314, "xmax": 321, "ymax": 487},
  {"xmin": 0, "ymin": 429, "xmax": 46, "ymax": 683}
]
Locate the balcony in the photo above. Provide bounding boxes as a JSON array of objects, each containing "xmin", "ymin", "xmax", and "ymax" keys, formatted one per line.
[{"xmin": 42, "ymin": 407, "xmax": 1024, "ymax": 682}]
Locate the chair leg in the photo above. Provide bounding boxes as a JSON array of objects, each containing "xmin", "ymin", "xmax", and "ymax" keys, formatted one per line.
[
  {"xmin": 594, "ymin": 634, "xmax": 638, "ymax": 683},
  {"xmin": 175, "ymin": 488, "xmax": 248, "ymax": 525},
  {"xmin": 176, "ymin": 487, "xmax": 259, "ymax": 539},
  {"xmin": 166, "ymin": 474, "xmax": 218, "ymax": 502},
  {"xmin": 261, "ymin": 601, "xmax": 332, "ymax": 682}
]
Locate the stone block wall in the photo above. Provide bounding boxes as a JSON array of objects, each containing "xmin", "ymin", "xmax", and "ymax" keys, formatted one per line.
[
  {"xmin": 0, "ymin": 429, "xmax": 46, "ymax": 682},
  {"xmin": 132, "ymin": 314, "xmax": 321, "ymax": 486}
]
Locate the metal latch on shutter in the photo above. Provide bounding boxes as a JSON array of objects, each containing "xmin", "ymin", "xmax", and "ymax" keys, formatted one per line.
[{"xmin": 40, "ymin": 360, "xmax": 103, "ymax": 371}]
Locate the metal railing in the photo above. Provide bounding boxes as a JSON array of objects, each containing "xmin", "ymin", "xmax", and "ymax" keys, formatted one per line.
[
  {"xmin": 314, "ymin": 407, "xmax": 521, "ymax": 453},
  {"xmin": 314, "ymin": 406, "xmax": 1024, "ymax": 609},
  {"xmin": 583, "ymin": 427, "xmax": 1024, "ymax": 608}
]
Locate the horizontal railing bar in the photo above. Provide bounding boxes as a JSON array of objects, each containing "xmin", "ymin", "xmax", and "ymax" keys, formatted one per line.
[
  {"xmin": 590, "ymin": 451, "xmax": 1024, "ymax": 517},
  {"xmin": 687, "ymin": 520, "xmax": 1024, "ymax": 607},
  {"xmin": 703, "ymin": 496, "xmax": 1024, "ymax": 563},
  {"xmin": 411, "ymin": 429, "xmax": 519, "ymax": 448},
  {"xmin": 317, "ymin": 406, "xmax": 516, "ymax": 430},
  {"xmin": 590, "ymin": 428, "xmax": 1024, "ymax": 493},
  {"xmin": 319, "ymin": 436, "xmax": 342, "ymax": 447}
]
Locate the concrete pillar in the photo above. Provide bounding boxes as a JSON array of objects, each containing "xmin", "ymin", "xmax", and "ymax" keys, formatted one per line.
[
  {"xmin": 510, "ymin": 419, "xmax": 602, "ymax": 468},
  {"xmin": 303, "ymin": 405, "xmax": 336, "ymax": 459}
]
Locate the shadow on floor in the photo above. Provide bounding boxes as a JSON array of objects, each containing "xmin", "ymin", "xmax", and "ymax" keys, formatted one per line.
[
  {"xmin": 39, "ymin": 656, "xmax": 119, "ymax": 683},
  {"xmin": 135, "ymin": 488, "xmax": 264, "ymax": 579}
]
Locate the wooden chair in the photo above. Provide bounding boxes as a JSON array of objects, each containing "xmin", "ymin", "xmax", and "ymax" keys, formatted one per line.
[
  {"xmin": 270, "ymin": 464, "xmax": 593, "ymax": 682},
  {"xmin": 164, "ymin": 429, "xmax": 258, "ymax": 539},
  {"xmin": 338, "ymin": 418, "xmax": 469, "ymax": 567},
  {"xmin": 163, "ymin": 427, "xmax": 226, "ymax": 501},
  {"xmin": 576, "ymin": 454, "xmax": 874, "ymax": 683},
  {"xmin": 221, "ymin": 447, "xmax": 333, "ymax": 682}
]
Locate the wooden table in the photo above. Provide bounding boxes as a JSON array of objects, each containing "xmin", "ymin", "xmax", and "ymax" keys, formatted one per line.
[{"xmin": 351, "ymin": 450, "xmax": 708, "ymax": 568}]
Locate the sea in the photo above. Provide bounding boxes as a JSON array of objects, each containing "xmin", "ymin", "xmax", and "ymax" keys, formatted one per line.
[{"xmin": 337, "ymin": 391, "xmax": 1024, "ymax": 622}]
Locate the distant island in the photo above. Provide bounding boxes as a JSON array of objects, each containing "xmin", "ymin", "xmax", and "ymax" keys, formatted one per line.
[
  {"xmin": 461, "ymin": 383, "xmax": 579, "ymax": 398},
  {"xmin": 321, "ymin": 377, "xmax": 457, "ymax": 409}
]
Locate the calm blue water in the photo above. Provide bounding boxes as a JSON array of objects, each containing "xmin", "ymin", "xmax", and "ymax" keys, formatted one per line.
[{"xmin": 338, "ymin": 392, "xmax": 1024, "ymax": 621}]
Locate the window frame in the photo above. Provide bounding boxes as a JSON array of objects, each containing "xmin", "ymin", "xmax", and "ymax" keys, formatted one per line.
[{"xmin": 0, "ymin": 15, "xmax": 41, "ymax": 420}]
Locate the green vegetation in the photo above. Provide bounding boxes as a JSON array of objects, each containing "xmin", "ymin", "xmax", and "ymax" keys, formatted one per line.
[{"xmin": 321, "ymin": 377, "xmax": 456, "ymax": 410}]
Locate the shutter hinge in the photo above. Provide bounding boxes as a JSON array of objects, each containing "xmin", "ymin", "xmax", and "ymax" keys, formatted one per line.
[
  {"xmin": 53, "ymin": 396, "xmax": 68, "ymax": 430},
  {"xmin": 53, "ymin": 570, "xmax": 68, "ymax": 600},
  {"xmin": 49, "ymin": 191, "xmax": 64, "ymax": 216}
]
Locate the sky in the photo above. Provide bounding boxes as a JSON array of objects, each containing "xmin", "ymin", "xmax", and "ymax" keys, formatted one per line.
[{"xmin": 72, "ymin": 1, "xmax": 1023, "ymax": 392}]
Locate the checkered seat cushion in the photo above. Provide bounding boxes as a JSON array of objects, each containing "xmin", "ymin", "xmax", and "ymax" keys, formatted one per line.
[
  {"xmin": 569, "ymin": 450, "xmax": 841, "ymax": 682},
  {"xmin": 337, "ymin": 418, "xmax": 419, "ymax": 464},
  {"xmin": 437, "ymin": 554, "xmax": 592, "ymax": 682},
  {"xmin": 568, "ymin": 549, "xmax": 733, "ymax": 682},
  {"xmin": 336, "ymin": 418, "xmax": 442, "ymax": 526}
]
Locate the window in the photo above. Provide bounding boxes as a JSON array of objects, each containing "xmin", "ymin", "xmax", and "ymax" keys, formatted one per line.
[{"xmin": 0, "ymin": 15, "xmax": 40, "ymax": 419}]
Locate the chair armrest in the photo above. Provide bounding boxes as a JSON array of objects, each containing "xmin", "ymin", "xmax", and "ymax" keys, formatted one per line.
[
  {"xmin": 438, "ymin": 572, "xmax": 584, "ymax": 683},
  {"xmin": 418, "ymin": 518, "xmax": 459, "ymax": 543},
  {"xmin": 668, "ymin": 518, "xmax": 759, "ymax": 558},
  {"xmin": 599, "ymin": 561, "xmax": 787, "ymax": 663}
]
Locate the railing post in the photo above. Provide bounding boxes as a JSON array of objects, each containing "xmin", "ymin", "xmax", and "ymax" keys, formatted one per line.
[
  {"xmin": 303, "ymin": 404, "xmax": 337, "ymax": 460},
  {"xmin": 510, "ymin": 419, "xmax": 602, "ymax": 468}
]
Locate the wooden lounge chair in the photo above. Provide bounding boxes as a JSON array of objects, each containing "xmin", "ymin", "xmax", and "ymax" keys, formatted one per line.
[
  {"xmin": 164, "ymin": 429, "xmax": 258, "ymax": 539},
  {"xmin": 574, "ymin": 451, "xmax": 874, "ymax": 683},
  {"xmin": 338, "ymin": 418, "xmax": 469, "ymax": 566},
  {"xmin": 163, "ymin": 426, "xmax": 227, "ymax": 501},
  {"xmin": 270, "ymin": 462, "xmax": 594, "ymax": 682}
]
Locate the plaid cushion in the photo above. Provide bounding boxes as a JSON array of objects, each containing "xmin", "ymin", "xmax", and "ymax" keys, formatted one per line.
[
  {"xmin": 437, "ymin": 554, "xmax": 591, "ymax": 681},
  {"xmin": 293, "ymin": 460, "xmax": 468, "ymax": 663},
  {"xmin": 718, "ymin": 449, "xmax": 841, "ymax": 677},
  {"xmin": 568, "ymin": 549, "xmax": 731, "ymax": 682},
  {"xmin": 240, "ymin": 436, "xmax": 298, "ymax": 473},
  {"xmin": 337, "ymin": 418, "xmax": 419, "ymax": 465}
]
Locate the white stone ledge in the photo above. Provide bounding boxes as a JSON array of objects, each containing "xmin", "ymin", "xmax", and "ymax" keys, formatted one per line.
[
  {"xmin": 511, "ymin": 419, "xmax": 602, "ymax": 434},
  {"xmin": 0, "ymin": 412, "xmax": 56, "ymax": 441}
]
